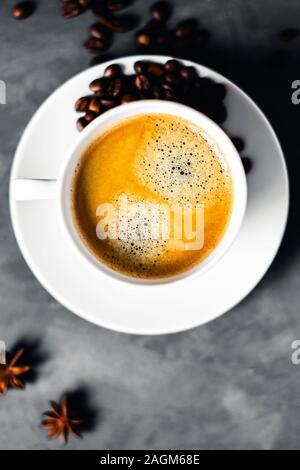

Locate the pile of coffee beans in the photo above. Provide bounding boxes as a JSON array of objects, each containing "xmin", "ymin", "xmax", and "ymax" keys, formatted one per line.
[
  {"xmin": 11, "ymin": 1, "xmax": 251, "ymax": 172},
  {"xmin": 136, "ymin": 2, "xmax": 209, "ymax": 51},
  {"xmin": 75, "ymin": 58, "xmax": 227, "ymax": 131}
]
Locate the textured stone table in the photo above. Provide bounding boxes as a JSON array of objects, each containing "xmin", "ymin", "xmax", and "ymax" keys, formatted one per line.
[{"xmin": 0, "ymin": 0, "xmax": 299, "ymax": 450}]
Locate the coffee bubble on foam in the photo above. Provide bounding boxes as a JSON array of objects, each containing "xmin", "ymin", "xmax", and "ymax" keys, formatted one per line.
[{"xmin": 135, "ymin": 116, "xmax": 230, "ymax": 207}]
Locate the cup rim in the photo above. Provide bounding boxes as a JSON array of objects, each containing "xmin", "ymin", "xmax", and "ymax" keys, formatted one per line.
[{"xmin": 57, "ymin": 100, "xmax": 247, "ymax": 286}]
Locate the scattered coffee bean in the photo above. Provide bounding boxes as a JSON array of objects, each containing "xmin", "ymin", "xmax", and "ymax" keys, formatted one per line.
[
  {"xmin": 108, "ymin": 78, "xmax": 124, "ymax": 97},
  {"xmin": 166, "ymin": 72, "xmax": 182, "ymax": 84},
  {"xmin": 84, "ymin": 37, "xmax": 109, "ymax": 52},
  {"xmin": 77, "ymin": 116, "xmax": 88, "ymax": 131},
  {"xmin": 180, "ymin": 66, "xmax": 197, "ymax": 81},
  {"xmin": 231, "ymin": 137, "xmax": 245, "ymax": 153},
  {"xmin": 134, "ymin": 61, "xmax": 147, "ymax": 74},
  {"xmin": 150, "ymin": 1, "xmax": 172, "ymax": 23},
  {"xmin": 107, "ymin": 0, "xmax": 133, "ymax": 11},
  {"xmin": 242, "ymin": 157, "xmax": 252, "ymax": 174},
  {"xmin": 161, "ymin": 81, "xmax": 176, "ymax": 92},
  {"xmin": 135, "ymin": 74, "xmax": 151, "ymax": 92},
  {"xmin": 85, "ymin": 111, "xmax": 98, "ymax": 122},
  {"xmin": 278, "ymin": 28, "xmax": 300, "ymax": 42},
  {"xmin": 100, "ymin": 98, "xmax": 116, "ymax": 109},
  {"xmin": 164, "ymin": 59, "xmax": 182, "ymax": 73},
  {"xmin": 156, "ymin": 30, "xmax": 172, "ymax": 45},
  {"xmin": 62, "ymin": 1, "xmax": 83, "ymax": 18},
  {"xmin": 12, "ymin": 1, "xmax": 36, "ymax": 19},
  {"xmin": 88, "ymin": 96, "xmax": 101, "ymax": 113},
  {"xmin": 90, "ymin": 23, "xmax": 112, "ymax": 41},
  {"xmin": 136, "ymin": 31, "xmax": 152, "ymax": 47},
  {"xmin": 175, "ymin": 19, "xmax": 197, "ymax": 39},
  {"xmin": 147, "ymin": 63, "xmax": 164, "ymax": 77},
  {"xmin": 75, "ymin": 96, "xmax": 91, "ymax": 112},
  {"xmin": 78, "ymin": 0, "xmax": 91, "ymax": 6},
  {"xmin": 152, "ymin": 86, "xmax": 163, "ymax": 99},
  {"xmin": 207, "ymin": 103, "xmax": 227, "ymax": 124},
  {"xmin": 104, "ymin": 63, "xmax": 123, "ymax": 78},
  {"xmin": 89, "ymin": 77, "xmax": 108, "ymax": 94},
  {"xmin": 121, "ymin": 93, "xmax": 136, "ymax": 103},
  {"xmin": 214, "ymin": 83, "xmax": 227, "ymax": 100}
]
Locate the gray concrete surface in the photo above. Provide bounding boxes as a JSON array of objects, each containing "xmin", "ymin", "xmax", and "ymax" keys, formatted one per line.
[{"xmin": 0, "ymin": 0, "xmax": 300, "ymax": 450}]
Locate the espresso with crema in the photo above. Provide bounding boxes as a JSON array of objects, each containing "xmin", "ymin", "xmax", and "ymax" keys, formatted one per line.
[{"xmin": 71, "ymin": 114, "xmax": 233, "ymax": 279}]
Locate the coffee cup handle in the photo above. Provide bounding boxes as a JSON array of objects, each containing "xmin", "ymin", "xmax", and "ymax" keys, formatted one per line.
[{"xmin": 11, "ymin": 179, "xmax": 57, "ymax": 201}]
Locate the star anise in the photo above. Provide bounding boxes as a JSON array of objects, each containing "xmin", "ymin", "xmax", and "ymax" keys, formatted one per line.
[
  {"xmin": 40, "ymin": 397, "xmax": 82, "ymax": 444},
  {"xmin": 0, "ymin": 348, "xmax": 30, "ymax": 394}
]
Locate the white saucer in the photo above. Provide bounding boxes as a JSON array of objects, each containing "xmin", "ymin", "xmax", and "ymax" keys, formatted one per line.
[{"xmin": 9, "ymin": 55, "xmax": 289, "ymax": 335}]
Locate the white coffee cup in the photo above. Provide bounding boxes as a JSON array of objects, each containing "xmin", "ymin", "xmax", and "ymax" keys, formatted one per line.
[{"xmin": 11, "ymin": 100, "xmax": 247, "ymax": 285}]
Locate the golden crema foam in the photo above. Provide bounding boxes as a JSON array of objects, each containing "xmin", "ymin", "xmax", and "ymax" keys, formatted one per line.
[{"xmin": 71, "ymin": 114, "xmax": 233, "ymax": 279}]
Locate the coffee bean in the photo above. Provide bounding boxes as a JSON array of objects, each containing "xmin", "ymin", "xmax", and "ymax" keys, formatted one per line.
[
  {"xmin": 134, "ymin": 61, "xmax": 147, "ymax": 74},
  {"xmin": 78, "ymin": 0, "xmax": 91, "ymax": 6},
  {"xmin": 231, "ymin": 137, "xmax": 245, "ymax": 153},
  {"xmin": 98, "ymin": 13, "xmax": 137, "ymax": 32},
  {"xmin": 77, "ymin": 117, "xmax": 88, "ymax": 131},
  {"xmin": 161, "ymin": 82, "xmax": 176, "ymax": 92},
  {"xmin": 135, "ymin": 74, "xmax": 151, "ymax": 92},
  {"xmin": 164, "ymin": 59, "xmax": 182, "ymax": 73},
  {"xmin": 88, "ymin": 96, "xmax": 101, "ymax": 113},
  {"xmin": 162, "ymin": 86, "xmax": 176, "ymax": 100},
  {"xmin": 197, "ymin": 78, "xmax": 216, "ymax": 101},
  {"xmin": 175, "ymin": 19, "xmax": 197, "ymax": 39},
  {"xmin": 152, "ymin": 86, "xmax": 164, "ymax": 99},
  {"xmin": 12, "ymin": 1, "xmax": 36, "ymax": 19},
  {"xmin": 180, "ymin": 66, "xmax": 197, "ymax": 81},
  {"xmin": 136, "ymin": 31, "xmax": 152, "ymax": 47},
  {"xmin": 62, "ymin": 1, "xmax": 82, "ymax": 18},
  {"xmin": 90, "ymin": 23, "xmax": 112, "ymax": 41},
  {"xmin": 207, "ymin": 103, "xmax": 227, "ymax": 124},
  {"xmin": 89, "ymin": 77, "xmax": 108, "ymax": 94},
  {"xmin": 85, "ymin": 111, "xmax": 98, "ymax": 122},
  {"xmin": 150, "ymin": 1, "xmax": 172, "ymax": 22},
  {"xmin": 121, "ymin": 93, "xmax": 136, "ymax": 104},
  {"xmin": 104, "ymin": 63, "xmax": 122, "ymax": 78},
  {"xmin": 75, "ymin": 96, "xmax": 91, "ymax": 112},
  {"xmin": 107, "ymin": 0, "xmax": 133, "ymax": 11},
  {"xmin": 100, "ymin": 98, "xmax": 116, "ymax": 109},
  {"xmin": 108, "ymin": 78, "xmax": 123, "ymax": 97},
  {"xmin": 164, "ymin": 72, "xmax": 181, "ymax": 86},
  {"xmin": 242, "ymin": 157, "xmax": 252, "ymax": 174},
  {"xmin": 84, "ymin": 37, "xmax": 109, "ymax": 52},
  {"xmin": 147, "ymin": 63, "xmax": 164, "ymax": 77},
  {"xmin": 214, "ymin": 83, "xmax": 227, "ymax": 100},
  {"xmin": 156, "ymin": 30, "xmax": 172, "ymax": 45}
]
